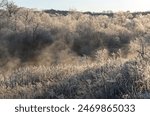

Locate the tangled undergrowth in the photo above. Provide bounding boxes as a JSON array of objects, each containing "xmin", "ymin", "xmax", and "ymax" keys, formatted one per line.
[{"xmin": 0, "ymin": 55, "xmax": 150, "ymax": 99}]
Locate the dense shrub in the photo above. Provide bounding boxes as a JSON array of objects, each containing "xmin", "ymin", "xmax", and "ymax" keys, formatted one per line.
[
  {"xmin": 104, "ymin": 31, "xmax": 132, "ymax": 55},
  {"xmin": 72, "ymin": 32, "xmax": 102, "ymax": 56},
  {"xmin": 5, "ymin": 30, "xmax": 53, "ymax": 62}
]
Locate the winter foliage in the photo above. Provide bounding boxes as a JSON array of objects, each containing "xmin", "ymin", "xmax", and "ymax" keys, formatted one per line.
[{"xmin": 0, "ymin": 0, "xmax": 150, "ymax": 98}]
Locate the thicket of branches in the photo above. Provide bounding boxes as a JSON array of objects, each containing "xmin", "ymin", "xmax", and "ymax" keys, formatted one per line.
[{"xmin": 0, "ymin": 0, "xmax": 150, "ymax": 98}]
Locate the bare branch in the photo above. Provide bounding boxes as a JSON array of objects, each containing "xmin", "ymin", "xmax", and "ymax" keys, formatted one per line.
[
  {"xmin": 6, "ymin": 1, "xmax": 19, "ymax": 17},
  {"xmin": 0, "ymin": 0, "xmax": 7, "ymax": 8}
]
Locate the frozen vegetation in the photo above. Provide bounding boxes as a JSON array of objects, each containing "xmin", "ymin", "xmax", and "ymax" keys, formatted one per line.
[{"xmin": 0, "ymin": 0, "xmax": 150, "ymax": 98}]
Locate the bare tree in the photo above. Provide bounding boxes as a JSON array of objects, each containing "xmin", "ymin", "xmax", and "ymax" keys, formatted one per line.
[
  {"xmin": 5, "ymin": 2, "xmax": 20, "ymax": 31},
  {"xmin": 6, "ymin": 1, "xmax": 19, "ymax": 17},
  {"xmin": 0, "ymin": 0, "xmax": 7, "ymax": 8},
  {"xmin": 0, "ymin": 0, "xmax": 7, "ymax": 30},
  {"xmin": 137, "ymin": 38, "xmax": 150, "ymax": 62},
  {"xmin": 23, "ymin": 9, "xmax": 42, "ymax": 39},
  {"xmin": 0, "ymin": 0, "xmax": 7, "ymax": 17},
  {"xmin": 21, "ymin": 9, "xmax": 33, "ymax": 35}
]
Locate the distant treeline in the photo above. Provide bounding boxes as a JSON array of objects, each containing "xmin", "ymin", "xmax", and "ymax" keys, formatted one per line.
[{"xmin": 44, "ymin": 9, "xmax": 150, "ymax": 17}]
